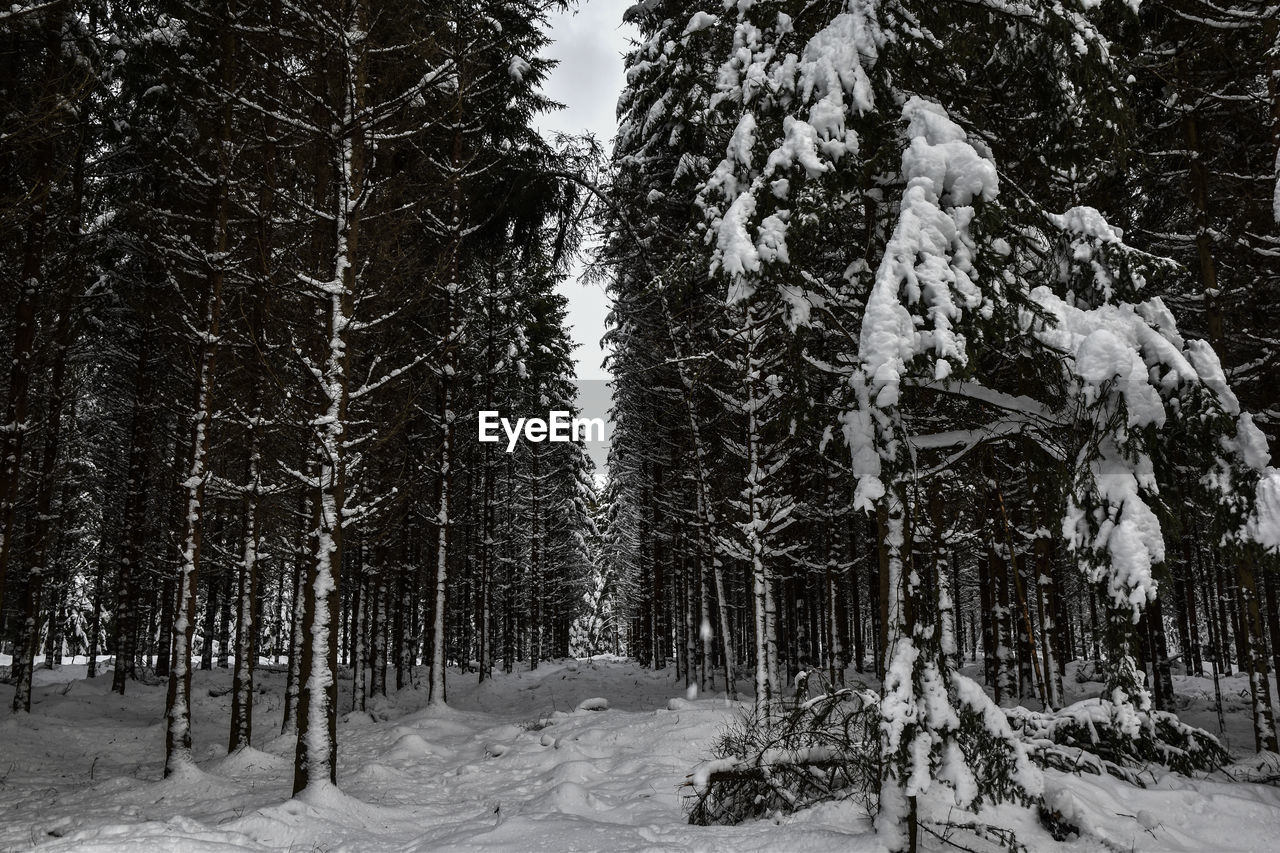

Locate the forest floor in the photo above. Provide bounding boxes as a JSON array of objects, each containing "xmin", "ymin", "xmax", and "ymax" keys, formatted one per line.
[{"xmin": 0, "ymin": 655, "xmax": 1278, "ymax": 852}]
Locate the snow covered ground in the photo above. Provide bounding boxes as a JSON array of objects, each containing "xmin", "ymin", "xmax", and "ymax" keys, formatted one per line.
[{"xmin": 1, "ymin": 657, "xmax": 1278, "ymax": 851}]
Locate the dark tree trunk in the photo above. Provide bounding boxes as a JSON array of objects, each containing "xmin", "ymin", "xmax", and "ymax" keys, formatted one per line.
[
  {"xmin": 201, "ymin": 570, "xmax": 219, "ymax": 671},
  {"xmin": 86, "ymin": 547, "xmax": 106, "ymax": 678},
  {"xmin": 112, "ymin": 334, "xmax": 157, "ymax": 695},
  {"xmin": 282, "ymin": 510, "xmax": 307, "ymax": 735}
]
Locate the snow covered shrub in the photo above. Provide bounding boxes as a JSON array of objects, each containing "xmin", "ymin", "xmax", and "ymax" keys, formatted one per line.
[
  {"xmin": 1007, "ymin": 699, "xmax": 1229, "ymax": 785},
  {"xmin": 686, "ymin": 687, "xmax": 880, "ymax": 826}
]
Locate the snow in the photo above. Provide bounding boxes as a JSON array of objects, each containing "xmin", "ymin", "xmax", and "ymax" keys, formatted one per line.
[
  {"xmin": 507, "ymin": 56, "xmax": 532, "ymax": 82},
  {"xmin": 682, "ymin": 11, "xmax": 718, "ymax": 36},
  {"xmin": 857, "ymin": 97, "xmax": 996, "ymax": 400},
  {"xmin": 1233, "ymin": 413, "xmax": 1271, "ymax": 472},
  {"xmin": 845, "ymin": 98, "xmax": 999, "ymax": 512},
  {"xmin": 1061, "ymin": 433, "xmax": 1163, "ymax": 618},
  {"xmin": 1246, "ymin": 467, "xmax": 1280, "ymax": 551},
  {"xmin": 1274, "ymin": 146, "xmax": 1280, "ymax": 225},
  {"xmin": 0, "ymin": 659, "xmax": 860, "ymax": 851},
  {"xmin": 3, "ymin": 658, "xmax": 1280, "ymax": 851},
  {"xmin": 701, "ymin": 1, "xmax": 882, "ymax": 316},
  {"xmin": 797, "ymin": 9, "xmax": 881, "ymax": 145}
]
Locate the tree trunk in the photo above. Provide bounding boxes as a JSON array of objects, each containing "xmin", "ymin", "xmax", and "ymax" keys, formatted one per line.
[
  {"xmin": 1182, "ymin": 111, "xmax": 1225, "ymax": 345},
  {"xmin": 163, "ymin": 4, "xmax": 235, "ymax": 772},
  {"xmin": 229, "ymin": 405, "xmax": 262, "ymax": 752},
  {"xmin": 1262, "ymin": 566, "xmax": 1280, "ymax": 702},
  {"xmin": 371, "ymin": 562, "xmax": 388, "ymax": 698},
  {"xmin": 1236, "ymin": 550, "xmax": 1279, "ymax": 752},
  {"xmin": 849, "ymin": 515, "xmax": 865, "ymax": 673},
  {"xmin": 293, "ymin": 7, "xmax": 365, "ymax": 789},
  {"xmin": 1149, "ymin": 596, "xmax": 1176, "ymax": 712},
  {"xmin": 112, "ymin": 334, "xmax": 156, "ymax": 695},
  {"xmin": 164, "ymin": 264, "xmax": 225, "ymax": 775},
  {"xmin": 281, "ymin": 508, "xmax": 307, "ymax": 736},
  {"xmin": 877, "ymin": 481, "xmax": 918, "ymax": 853},
  {"xmin": 355, "ymin": 567, "xmax": 368, "ymax": 709},
  {"xmin": 429, "ymin": 374, "xmax": 451, "ymax": 703},
  {"xmin": 201, "ymin": 571, "xmax": 219, "ymax": 671},
  {"xmin": 86, "ymin": 547, "xmax": 106, "ymax": 678},
  {"xmin": 1033, "ymin": 535, "xmax": 1057, "ymax": 710}
]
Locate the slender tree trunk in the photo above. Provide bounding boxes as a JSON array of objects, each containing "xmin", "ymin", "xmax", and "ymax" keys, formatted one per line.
[
  {"xmin": 163, "ymin": 5, "xmax": 236, "ymax": 772},
  {"xmin": 850, "ymin": 515, "xmax": 864, "ymax": 673},
  {"xmin": 155, "ymin": 574, "xmax": 174, "ymax": 679},
  {"xmin": 478, "ymin": 435, "xmax": 494, "ymax": 682},
  {"xmin": 651, "ymin": 463, "xmax": 664, "ymax": 671},
  {"xmin": 976, "ymin": 518, "xmax": 996, "ymax": 689},
  {"xmin": 1031, "ymin": 540, "xmax": 1054, "ymax": 709},
  {"xmin": 1182, "ymin": 111, "xmax": 1225, "ymax": 344},
  {"xmin": 1237, "ymin": 550, "xmax": 1279, "ymax": 752},
  {"xmin": 229, "ymin": 405, "xmax": 262, "ymax": 752},
  {"xmin": 216, "ymin": 571, "xmax": 232, "ymax": 669},
  {"xmin": 1149, "ymin": 596, "xmax": 1176, "ymax": 712},
  {"xmin": 371, "ymin": 563, "xmax": 387, "ymax": 698},
  {"xmin": 395, "ymin": 557, "xmax": 411, "ymax": 690},
  {"xmin": 697, "ymin": 524, "xmax": 713, "ymax": 690},
  {"xmin": 826, "ymin": 550, "xmax": 841, "ymax": 685},
  {"xmin": 292, "ymin": 8, "xmax": 365, "ymax": 789},
  {"xmin": 1173, "ymin": 501, "xmax": 1198, "ymax": 678},
  {"xmin": 533, "ymin": 467, "xmax": 545, "ymax": 669},
  {"xmin": 742, "ymin": 311, "xmax": 776, "ymax": 716},
  {"xmin": 429, "ymin": 377, "xmax": 452, "ymax": 701},
  {"xmin": 683, "ymin": 551, "xmax": 697, "ymax": 688},
  {"xmin": 201, "ymin": 570, "xmax": 218, "ymax": 671},
  {"xmin": 1262, "ymin": 567, "xmax": 1280, "ymax": 701},
  {"xmin": 282, "ymin": 505, "xmax": 307, "ymax": 736},
  {"xmin": 1212, "ymin": 553, "xmax": 1235, "ymax": 675},
  {"xmin": 229, "ymin": 68, "xmax": 275, "ymax": 739},
  {"xmin": 351, "ymin": 567, "xmax": 366, "ymax": 710},
  {"xmin": 113, "ymin": 335, "xmax": 156, "ymax": 695},
  {"xmin": 877, "ymin": 481, "xmax": 918, "ymax": 853},
  {"xmin": 503, "ymin": 448, "xmax": 516, "ymax": 675},
  {"xmin": 86, "ymin": 548, "xmax": 106, "ymax": 678},
  {"xmin": 164, "ymin": 267, "xmax": 225, "ymax": 776},
  {"xmin": 428, "ymin": 29, "xmax": 466, "ymax": 700}
]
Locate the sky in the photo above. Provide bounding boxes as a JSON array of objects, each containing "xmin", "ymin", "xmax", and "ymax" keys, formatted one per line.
[
  {"xmin": 538, "ymin": 0, "xmax": 636, "ymax": 382},
  {"xmin": 538, "ymin": 0, "xmax": 636, "ymax": 473}
]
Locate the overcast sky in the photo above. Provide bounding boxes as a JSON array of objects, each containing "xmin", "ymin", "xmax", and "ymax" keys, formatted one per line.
[{"xmin": 539, "ymin": 0, "xmax": 636, "ymax": 382}]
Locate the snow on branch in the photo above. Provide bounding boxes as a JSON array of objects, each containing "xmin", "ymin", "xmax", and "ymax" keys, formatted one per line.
[{"xmin": 700, "ymin": 1, "xmax": 882, "ymax": 321}]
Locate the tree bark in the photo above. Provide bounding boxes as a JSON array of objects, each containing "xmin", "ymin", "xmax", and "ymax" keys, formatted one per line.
[
  {"xmin": 229, "ymin": 402, "xmax": 263, "ymax": 752},
  {"xmin": 112, "ymin": 334, "xmax": 156, "ymax": 695},
  {"xmin": 292, "ymin": 1, "xmax": 366, "ymax": 790},
  {"xmin": 1236, "ymin": 550, "xmax": 1279, "ymax": 752}
]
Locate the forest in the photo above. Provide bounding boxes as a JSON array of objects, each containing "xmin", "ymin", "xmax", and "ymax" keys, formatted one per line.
[{"xmin": 2, "ymin": 0, "xmax": 1280, "ymax": 851}]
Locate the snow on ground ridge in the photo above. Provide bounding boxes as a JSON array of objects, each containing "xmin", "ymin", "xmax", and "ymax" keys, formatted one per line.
[{"xmin": 1, "ymin": 657, "xmax": 1279, "ymax": 852}]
